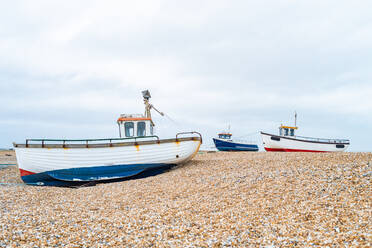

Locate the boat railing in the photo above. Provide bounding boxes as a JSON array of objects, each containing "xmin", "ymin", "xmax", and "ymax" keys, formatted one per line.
[
  {"xmin": 176, "ymin": 132, "xmax": 203, "ymax": 144},
  {"xmin": 25, "ymin": 136, "xmax": 161, "ymax": 148},
  {"xmin": 293, "ymin": 135, "xmax": 350, "ymax": 144},
  {"xmin": 215, "ymin": 136, "xmax": 257, "ymax": 144},
  {"xmin": 232, "ymin": 138, "xmax": 257, "ymax": 144}
]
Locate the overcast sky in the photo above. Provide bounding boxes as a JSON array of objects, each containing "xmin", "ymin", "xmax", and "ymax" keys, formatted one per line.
[{"xmin": 1, "ymin": 0, "xmax": 372, "ymax": 151}]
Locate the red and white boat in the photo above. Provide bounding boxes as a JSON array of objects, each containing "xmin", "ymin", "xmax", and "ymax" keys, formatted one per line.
[{"xmin": 261, "ymin": 115, "xmax": 350, "ymax": 152}]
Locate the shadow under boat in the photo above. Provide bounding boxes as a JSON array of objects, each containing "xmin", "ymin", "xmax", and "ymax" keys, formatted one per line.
[{"xmin": 49, "ymin": 165, "xmax": 176, "ymax": 188}]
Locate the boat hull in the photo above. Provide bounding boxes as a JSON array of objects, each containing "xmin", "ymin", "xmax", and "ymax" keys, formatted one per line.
[
  {"xmin": 261, "ymin": 132, "xmax": 349, "ymax": 152},
  {"xmin": 213, "ymin": 138, "xmax": 258, "ymax": 152},
  {"xmin": 19, "ymin": 163, "xmax": 173, "ymax": 186},
  {"xmin": 15, "ymin": 138, "xmax": 201, "ymax": 186}
]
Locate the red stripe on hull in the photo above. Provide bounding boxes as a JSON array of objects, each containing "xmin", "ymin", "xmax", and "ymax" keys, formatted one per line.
[
  {"xmin": 19, "ymin": 169, "xmax": 36, "ymax": 176},
  {"xmin": 264, "ymin": 147, "xmax": 328, "ymax": 153}
]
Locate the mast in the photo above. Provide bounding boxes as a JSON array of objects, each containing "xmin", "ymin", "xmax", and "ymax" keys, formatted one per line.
[
  {"xmin": 142, "ymin": 90, "xmax": 164, "ymax": 126},
  {"xmin": 294, "ymin": 111, "xmax": 297, "ymax": 127}
]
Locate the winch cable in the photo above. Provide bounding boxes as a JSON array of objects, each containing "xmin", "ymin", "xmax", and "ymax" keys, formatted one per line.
[
  {"xmin": 234, "ymin": 131, "xmax": 260, "ymax": 141},
  {"xmin": 163, "ymin": 113, "xmax": 180, "ymax": 125},
  {"xmin": 234, "ymin": 131, "xmax": 260, "ymax": 139}
]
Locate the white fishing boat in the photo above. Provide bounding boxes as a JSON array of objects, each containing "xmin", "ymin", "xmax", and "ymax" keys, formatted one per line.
[
  {"xmin": 261, "ymin": 113, "xmax": 350, "ymax": 152},
  {"xmin": 13, "ymin": 90, "xmax": 202, "ymax": 186}
]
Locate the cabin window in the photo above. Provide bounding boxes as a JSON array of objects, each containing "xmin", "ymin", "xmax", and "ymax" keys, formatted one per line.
[
  {"xmin": 290, "ymin": 129, "xmax": 295, "ymax": 136},
  {"xmin": 284, "ymin": 128, "xmax": 289, "ymax": 136},
  {"xmin": 137, "ymin": 122, "xmax": 146, "ymax": 136},
  {"xmin": 150, "ymin": 124, "xmax": 154, "ymax": 135},
  {"xmin": 219, "ymin": 134, "xmax": 231, "ymax": 139},
  {"xmin": 279, "ymin": 128, "xmax": 283, "ymax": 136},
  {"xmin": 125, "ymin": 122, "xmax": 134, "ymax": 137}
]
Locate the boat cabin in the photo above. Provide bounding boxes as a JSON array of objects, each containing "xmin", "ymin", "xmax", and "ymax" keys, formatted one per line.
[
  {"xmin": 279, "ymin": 125, "xmax": 298, "ymax": 137},
  {"xmin": 218, "ymin": 133, "xmax": 232, "ymax": 140},
  {"xmin": 117, "ymin": 114, "xmax": 154, "ymax": 138}
]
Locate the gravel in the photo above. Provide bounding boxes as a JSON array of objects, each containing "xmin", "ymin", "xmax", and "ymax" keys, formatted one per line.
[{"xmin": 0, "ymin": 151, "xmax": 371, "ymax": 247}]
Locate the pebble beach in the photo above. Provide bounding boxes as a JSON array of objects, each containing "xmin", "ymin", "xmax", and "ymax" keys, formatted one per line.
[{"xmin": 0, "ymin": 150, "xmax": 371, "ymax": 247}]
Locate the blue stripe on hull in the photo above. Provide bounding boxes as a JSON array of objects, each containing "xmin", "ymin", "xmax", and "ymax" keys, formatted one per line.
[
  {"xmin": 213, "ymin": 138, "xmax": 259, "ymax": 152},
  {"xmin": 21, "ymin": 163, "xmax": 172, "ymax": 187}
]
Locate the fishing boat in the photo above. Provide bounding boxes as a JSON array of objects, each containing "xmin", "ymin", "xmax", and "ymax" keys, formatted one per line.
[
  {"xmin": 213, "ymin": 130, "xmax": 258, "ymax": 152},
  {"xmin": 13, "ymin": 90, "xmax": 202, "ymax": 186},
  {"xmin": 261, "ymin": 113, "xmax": 350, "ymax": 152}
]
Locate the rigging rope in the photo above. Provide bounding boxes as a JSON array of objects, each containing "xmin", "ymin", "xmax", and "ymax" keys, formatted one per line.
[
  {"xmin": 234, "ymin": 131, "xmax": 261, "ymax": 139},
  {"xmin": 163, "ymin": 113, "xmax": 180, "ymax": 125}
]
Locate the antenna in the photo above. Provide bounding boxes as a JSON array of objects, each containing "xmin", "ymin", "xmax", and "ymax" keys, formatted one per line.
[{"xmin": 294, "ymin": 111, "xmax": 297, "ymax": 127}]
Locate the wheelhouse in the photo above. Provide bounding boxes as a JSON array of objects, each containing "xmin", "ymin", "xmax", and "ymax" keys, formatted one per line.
[
  {"xmin": 117, "ymin": 114, "xmax": 154, "ymax": 138},
  {"xmin": 218, "ymin": 133, "xmax": 232, "ymax": 140},
  {"xmin": 279, "ymin": 125, "xmax": 298, "ymax": 137}
]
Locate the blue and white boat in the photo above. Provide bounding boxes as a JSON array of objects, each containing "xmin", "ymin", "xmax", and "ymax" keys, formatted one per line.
[
  {"xmin": 13, "ymin": 90, "xmax": 202, "ymax": 186},
  {"xmin": 213, "ymin": 132, "xmax": 258, "ymax": 152}
]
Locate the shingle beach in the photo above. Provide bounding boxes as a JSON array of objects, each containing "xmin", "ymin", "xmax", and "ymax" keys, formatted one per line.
[{"xmin": 0, "ymin": 151, "xmax": 371, "ymax": 247}]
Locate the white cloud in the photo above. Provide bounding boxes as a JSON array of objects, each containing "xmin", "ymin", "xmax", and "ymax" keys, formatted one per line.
[{"xmin": 1, "ymin": 0, "xmax": 372, "ymax": 151}]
